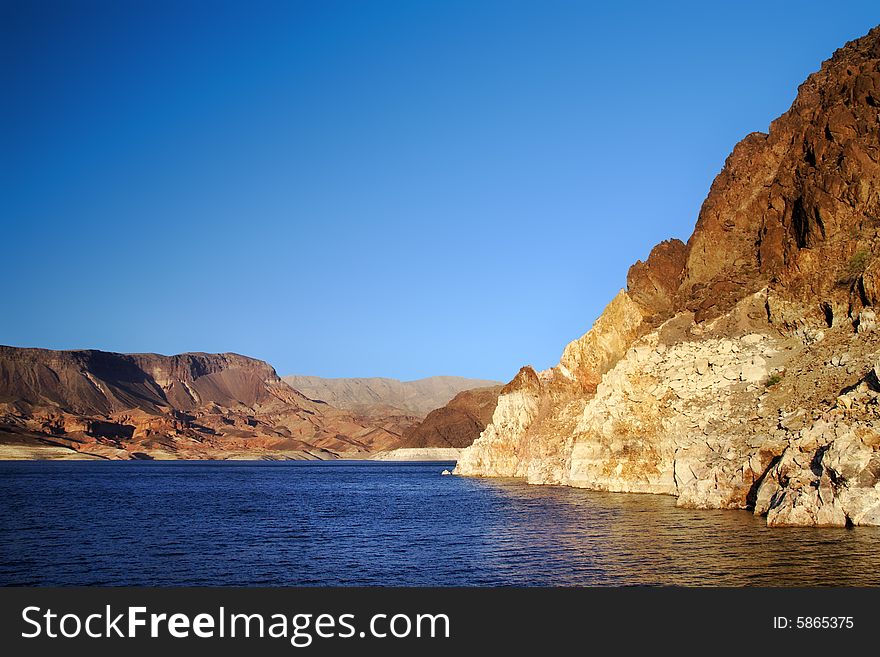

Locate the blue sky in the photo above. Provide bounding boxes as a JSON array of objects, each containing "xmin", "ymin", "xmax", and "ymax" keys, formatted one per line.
[{"xmin": 2, "ymin": 1, "xmax": 878, "ymax": 381}]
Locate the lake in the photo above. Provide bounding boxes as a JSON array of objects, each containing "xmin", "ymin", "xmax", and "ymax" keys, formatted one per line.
[{"xmin": 1, "ymin": 460, "xmax": 878, "ymax": 586}]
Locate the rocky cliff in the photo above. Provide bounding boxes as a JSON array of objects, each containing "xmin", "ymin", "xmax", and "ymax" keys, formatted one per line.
[
  {"xmin": 0, "ymin": 347, "xmax": 406, "ymax": 459},
  {"xmin": 456, "ymin": 26, "xmax": 880, "ymax": 527}
]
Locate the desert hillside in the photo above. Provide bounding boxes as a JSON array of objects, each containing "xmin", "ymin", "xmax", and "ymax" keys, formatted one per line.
[
  {"xmin": 456, "ymin": 26, "xmax": 880, "ymax": 527},
  {"xmin": 0, "ymin": 347, "xmax": 408, "ymax": 459}
]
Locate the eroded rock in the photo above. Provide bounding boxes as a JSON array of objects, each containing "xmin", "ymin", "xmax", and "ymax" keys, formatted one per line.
[{"xmin": 456, "ymin": 25, "xmax": 880, "ymax": 527}]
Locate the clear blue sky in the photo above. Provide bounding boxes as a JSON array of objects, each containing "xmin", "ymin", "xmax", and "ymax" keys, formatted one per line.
[{"xmin": 2, "ymin": 1, "xmax": 877, "ymax": 381}]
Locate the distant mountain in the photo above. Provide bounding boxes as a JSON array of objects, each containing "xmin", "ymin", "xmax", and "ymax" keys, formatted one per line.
[
  {"xmin": 397, "ymin": 385, "xmax": 502, "ymax": 449},
  {"xmin": 282, "ymin": 375, "xmax": 501, "ymax": 418},
  {"xmin": 0, "ymin": 347, "xmax": 407, "ymax": 459}
]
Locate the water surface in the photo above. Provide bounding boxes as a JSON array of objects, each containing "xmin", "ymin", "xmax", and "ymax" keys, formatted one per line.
[{"xmin": 1, "ymin": 460, "xmax": 877, "ymax": 586}]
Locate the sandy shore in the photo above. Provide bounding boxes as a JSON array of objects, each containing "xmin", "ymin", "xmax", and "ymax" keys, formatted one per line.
[
  {"xmin": 369, "ymin": 447, "xmax": 461, "ymax": 461},
  {"xmin": 0, "ymin": 434, "xmax": 105, "ymax": 460},
  {"xmin": 0, "ymin": 429, "xmax": 457, "ymax": 462}
]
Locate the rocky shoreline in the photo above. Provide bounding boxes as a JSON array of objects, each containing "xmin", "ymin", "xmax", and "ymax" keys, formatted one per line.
[{"xmin": 456, "ymin": 26, "xmax": 880, "ymax": 527}]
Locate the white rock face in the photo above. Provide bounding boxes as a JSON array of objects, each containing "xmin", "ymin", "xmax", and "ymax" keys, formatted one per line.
[
  {"xmin": 858, "ymin": 309, "xmax": 877, "ymax": 333},
  {"xmin": 454, "ymin": 388, "xmax": 545, "ymax": 478},
  {"xmin": 564, "ymin": 334, "xmax": 776, "ymax": 506},
  {"xmin": 456, "ymin": 290, "xmax": 643, "ymax": 484},
  {"xmin": 558, "ymin": 289, "xmax": 646, "ymax": 385},
  {"xmin": 456, "ymin": 291, "xmax": 880, "ymax": 527},
  {"xmin": 755, "ymin": 409, "xmax": 880, "ymax": 526}
]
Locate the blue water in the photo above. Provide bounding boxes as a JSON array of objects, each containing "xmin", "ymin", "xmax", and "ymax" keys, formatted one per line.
[{"xmin": 1, "ymin": 460, "xmax": 878, "ymax": 586}]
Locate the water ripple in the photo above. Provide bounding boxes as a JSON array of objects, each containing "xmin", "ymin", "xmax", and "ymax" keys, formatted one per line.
[{"xmin": 1, "ymin": 460, "xmax": 878, "ymax": 586}]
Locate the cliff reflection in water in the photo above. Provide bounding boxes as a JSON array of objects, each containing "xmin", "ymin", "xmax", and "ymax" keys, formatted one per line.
[{"xmin": 466, "ymin": 477, "xmax": 880, "ymax": 586}]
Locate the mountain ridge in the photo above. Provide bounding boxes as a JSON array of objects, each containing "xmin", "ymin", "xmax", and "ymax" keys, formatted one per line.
[
  {"xmin": 282, "ymin": 374, "xmax": 501, "ymax": 417},
  {"xmin": 0, "ymin": 346, "xmax": 408, "ymax": 459}
]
